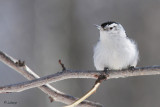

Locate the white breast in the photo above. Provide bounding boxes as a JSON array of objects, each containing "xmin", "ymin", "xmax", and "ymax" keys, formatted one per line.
[{"xmin": 93, "ymin": 36, "xmax": 138, "ymax": 70}]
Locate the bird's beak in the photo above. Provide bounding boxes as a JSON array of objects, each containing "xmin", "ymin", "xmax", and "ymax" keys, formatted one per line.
[{"xmin": 94, "ymin": 24, "xmax": 102, "ymax": 30}]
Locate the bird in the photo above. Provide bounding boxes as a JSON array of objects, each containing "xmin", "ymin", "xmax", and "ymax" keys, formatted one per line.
[{"xmin": 93, "ymin": 21, "xmax": 139, "ymax": 70}]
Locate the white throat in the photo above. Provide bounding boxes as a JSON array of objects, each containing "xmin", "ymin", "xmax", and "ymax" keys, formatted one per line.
[{"xmin": 99, "ymin": 30, "xmax": 127, "ymax": 42}]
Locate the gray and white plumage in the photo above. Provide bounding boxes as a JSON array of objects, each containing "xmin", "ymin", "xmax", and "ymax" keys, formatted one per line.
[{"xmin": 93, "ymin": 21, "xmax": 139, "ymax": 70}]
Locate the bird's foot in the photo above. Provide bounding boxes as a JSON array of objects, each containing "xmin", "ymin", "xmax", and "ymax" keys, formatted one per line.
[
  {"xmin": 103, "ymin": 67, "xmax": 109, "ymax": 77},
  {"xmin": 128, "ymin": 66, "xmax": 135, "ymax": 72},
  {"xmin": 104, "ymin": 67, "xmax": 109, "ymax": 72}
]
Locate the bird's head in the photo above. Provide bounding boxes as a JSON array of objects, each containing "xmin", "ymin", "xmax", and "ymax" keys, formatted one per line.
[{"xmin": 95, "ymin": 21, "xmax": 126, "ymax": 40}]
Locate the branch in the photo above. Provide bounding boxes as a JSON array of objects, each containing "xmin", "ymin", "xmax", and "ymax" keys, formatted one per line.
[
  {"xmin": 65, "ymin": 75, "xmax": 107, "ymax": 107},
  {"xmin": 1, "ymin": 51, "xmax": 160, "ymax": 107},
  {"xmin": 0, "ymin": 51, "xmax": 102, "ymax": 107},
  {"xmin": 59, "ymin": 59, "xmax": 66, "ymax": 71},
  {"xmin": 0, "ymin": 66, "xmax": 160, "ymax": 93}
]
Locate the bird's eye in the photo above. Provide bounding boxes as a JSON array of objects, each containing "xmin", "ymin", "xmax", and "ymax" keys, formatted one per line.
[{"xmin": 110, "ymin": 27, "xmax": 113, "ymax": 30}]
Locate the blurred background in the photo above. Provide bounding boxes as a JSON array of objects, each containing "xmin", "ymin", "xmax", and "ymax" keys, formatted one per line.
[{"xmin": 0, "ymin": 0, "xmax": 160, "ymax": 107}]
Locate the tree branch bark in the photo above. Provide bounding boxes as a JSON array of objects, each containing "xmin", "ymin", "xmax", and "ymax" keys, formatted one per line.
[
  {"xmin": 0, "ymin": 51, "xmax": 102, "ymax": 107},
  {"xmin": 1, "ymin": 51, "xmax": 160, "ymax": 107},
  {"xmin": 0, "ymin": 66, "xmax": 160, "ymax": 93}
]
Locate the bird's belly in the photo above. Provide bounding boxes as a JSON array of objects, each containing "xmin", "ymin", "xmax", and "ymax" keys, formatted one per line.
[
  {"xmin": 94, "ymin": 47, "xmax": 132, "ymax": 70},
  {"xmin": 105, "ymin": 52, "xmax": 129, "ymax": 69}
]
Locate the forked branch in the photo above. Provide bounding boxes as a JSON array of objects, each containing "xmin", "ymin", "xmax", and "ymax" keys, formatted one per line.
[
  {"xmin": 0, "ymin": 51, "xmax": 102, "ymax": 107},
  {"xmin": 0, "ymin": 66, "xmax": 160, "ymax": 93},
  {"xmin": 1, "ymin": 51, "xmax": 160, "ymax": 107}
]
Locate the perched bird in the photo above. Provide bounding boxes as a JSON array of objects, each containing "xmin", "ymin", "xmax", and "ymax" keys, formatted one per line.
[{"xmin": 93, "ymin": 21, "xmax": 139, "ymax": 70}]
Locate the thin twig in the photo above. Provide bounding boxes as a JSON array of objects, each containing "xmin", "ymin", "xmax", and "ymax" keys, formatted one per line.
[
  {"xmin": 59, "ymin": 59, "xmax": 66, "ymax": 71},
  {"xmin": 65, "ymin": 83, "xmax": 101, "ymax": 107},
  {"xmin": 64, "ymin": 74, "xmax": 107, "ymax": 107},
  {"xmin": 0, "ymin": 51, "xmax": 102, "ymax": 107}
]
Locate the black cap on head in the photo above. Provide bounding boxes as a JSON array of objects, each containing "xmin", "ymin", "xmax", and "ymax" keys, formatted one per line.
[{"xmin": 101, "ymin": 21, "xmax": 118, "ymax": 28}]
